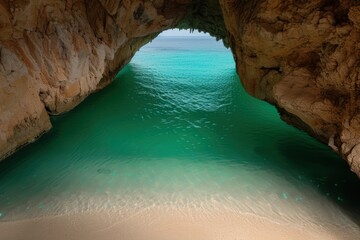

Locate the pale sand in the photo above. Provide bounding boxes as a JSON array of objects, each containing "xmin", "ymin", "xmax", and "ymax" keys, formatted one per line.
[{"xmin": 0, "ymin": 207, "xmax": 356, "ymax": 240}]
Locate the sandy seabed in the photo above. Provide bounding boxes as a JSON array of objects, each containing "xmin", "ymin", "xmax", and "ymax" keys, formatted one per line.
[{"xmin": 0, "ymin": 205, "xmax": 357, "ymax": 240}]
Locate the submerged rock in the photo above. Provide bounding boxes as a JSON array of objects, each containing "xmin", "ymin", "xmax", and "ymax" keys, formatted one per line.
[{"xmin": 1, "ymin": 0, "xmax": 360, "ymax": 177}]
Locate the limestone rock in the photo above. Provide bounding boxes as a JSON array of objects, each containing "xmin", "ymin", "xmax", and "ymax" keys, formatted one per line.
[
  {"xmin": 0, "ymin": 0, "xmax": 190, "ymax": 160},
  {"xmin": 220, "ymin": 0, "xmax": 360, "ymax": 177},
  {"xmin": 1, "ymin": 0, "xmax": 360, "ymax": 177}
]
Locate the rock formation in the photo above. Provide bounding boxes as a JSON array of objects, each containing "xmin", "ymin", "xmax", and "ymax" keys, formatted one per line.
[
  {"xmin": 220, "ymin": 0, "xmax": 360, "ymax": 176},
  {"xmin": 1, "ymin": 0, "xmax": 360, "ymax": 177}
]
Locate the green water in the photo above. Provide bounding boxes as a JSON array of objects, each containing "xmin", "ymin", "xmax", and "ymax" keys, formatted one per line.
[{"xmin": 0, "ymin": 36, "xmax": 359, "ymax": 232}]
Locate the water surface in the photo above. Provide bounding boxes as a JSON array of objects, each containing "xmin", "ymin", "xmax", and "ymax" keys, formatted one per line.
[{"xmin": 0, "ymin": 36, "xmax": 359, "ymax": 236}]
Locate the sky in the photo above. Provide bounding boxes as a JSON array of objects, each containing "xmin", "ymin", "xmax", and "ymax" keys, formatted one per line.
[{"xmin": 159, "ymin": 29, "xmax": 209, "ymax": 37}]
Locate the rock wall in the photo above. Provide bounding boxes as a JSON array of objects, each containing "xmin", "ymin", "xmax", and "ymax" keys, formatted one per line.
[
  {"xmin": 220, "ymin": 0, "xmax": 360, "ymax": 176},
  {"xmin": 0, "ymin": 0, "xmax": 191, "ymax": 160},
  {"xmin": 1, "ymin": 0, "xmax": 360, "ymax": 177}
]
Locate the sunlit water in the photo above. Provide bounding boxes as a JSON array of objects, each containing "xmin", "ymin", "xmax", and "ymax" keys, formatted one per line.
[{"xmin": 0, "ymin": 36, "xmax": 359, "ymax": 235}]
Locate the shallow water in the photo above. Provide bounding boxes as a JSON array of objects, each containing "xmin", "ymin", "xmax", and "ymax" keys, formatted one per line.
[{"xmin": 0, "ymin": 36, "xmax": 359, "ymax": 235}]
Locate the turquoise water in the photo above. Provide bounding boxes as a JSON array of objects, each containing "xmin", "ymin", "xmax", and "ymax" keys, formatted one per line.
[{"xmin": 0, "ymin": 36, "xmax": 359, "ymax": 232}]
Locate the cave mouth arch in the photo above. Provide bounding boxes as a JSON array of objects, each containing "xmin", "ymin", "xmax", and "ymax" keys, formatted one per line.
[
  {"xmin": 3, "ymin": 0, "xmax": 358, "ymax": 180},
  {"xmin": 0, "ymin": 0, "xmax": 360, "ymax": 235},
  {"xmin": 0, "ymin": 29, "xmax": 360, "ymax": 238},
  {"xmin": 124, "ymin": 29, "xmax": 236, "ymax": 116}
]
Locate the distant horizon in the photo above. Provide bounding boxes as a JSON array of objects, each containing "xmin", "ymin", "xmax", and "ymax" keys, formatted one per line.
[{"xmin": 159, "ymin": 29, "xmax": 210, "ymax": 37}]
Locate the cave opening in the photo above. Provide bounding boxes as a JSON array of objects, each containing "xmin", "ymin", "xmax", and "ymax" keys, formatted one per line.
[
  {"xmin": 0, "ymin": 29, "xmax": 360, "ymax": 238},
  {"xmin": 1, "ymin": 0, "xmax": 360, "ymax": 238}
]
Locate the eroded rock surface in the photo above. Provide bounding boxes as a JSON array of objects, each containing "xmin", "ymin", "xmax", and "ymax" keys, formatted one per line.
[
  {"xmin": 1, "ymin": 0, "xmax": 360, "ymax": 177},
  {"xmin": 0, "ymin": 0, "xmax": 191, "ymax": 159},
  {"xmin": 220, "ymin": 0, "xmax": 360, "ymax": 176}
]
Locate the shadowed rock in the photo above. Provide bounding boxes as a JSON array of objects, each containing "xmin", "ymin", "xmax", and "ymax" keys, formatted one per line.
[{"xmin": 1, "ymin": 0, "xmax": 360, "ymax": 177}]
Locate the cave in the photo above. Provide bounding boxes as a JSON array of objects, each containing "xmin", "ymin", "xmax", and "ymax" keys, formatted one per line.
[
  {"xmin": 1, "ymin": 0, "xmax": 360, "ymax": 177},
  {"xmin": 1, "ymin": 0, "xmax": 360, "ymax": 239}
]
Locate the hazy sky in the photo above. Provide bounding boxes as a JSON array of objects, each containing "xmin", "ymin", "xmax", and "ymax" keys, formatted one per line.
[{"xmin": 160, "ymin": 29, "xmax": 209, "ymax": 37}]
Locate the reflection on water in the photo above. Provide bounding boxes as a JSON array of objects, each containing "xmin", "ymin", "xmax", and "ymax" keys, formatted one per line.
[{"xmin": 0, "ymin": 36, "xmax": 359, "ymax": 236}]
